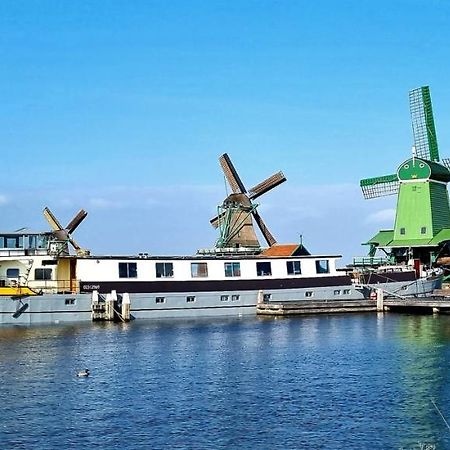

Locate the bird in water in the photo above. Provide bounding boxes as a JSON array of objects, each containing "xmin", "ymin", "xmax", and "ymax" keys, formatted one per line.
[{"xmin": 76, "ymin": 369, "xmax": 90, "ymax": 377}]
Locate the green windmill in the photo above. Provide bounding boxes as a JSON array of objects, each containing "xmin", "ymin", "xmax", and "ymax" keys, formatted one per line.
[{"xmin": 360, "ymin": 86, "xmax": 450, "ymax": 267}]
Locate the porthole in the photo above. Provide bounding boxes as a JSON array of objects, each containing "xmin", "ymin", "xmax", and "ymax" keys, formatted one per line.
[
  {"xmin": 419, "ymin": 163, "xmax": 425, "ymax": 168},
  {"xmin": 404, "ymin": 164, "xmax": 409, "ymax": 169}
]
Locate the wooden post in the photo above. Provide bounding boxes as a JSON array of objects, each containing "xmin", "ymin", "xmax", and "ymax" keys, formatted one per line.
[
  {"xmin": 257, "ymin": 290, "xmax": 264, "ymax": 304},
  {"xmin": 121, "ymin": 293, "xmax": 131, "ymax": 321},
  {"xmin": 376, "ymin": 288, "xmax": 384, "ymax": 312},
  {"xmin": 105, "ymin": 293, "xmax": 114, "ymax": 321}
]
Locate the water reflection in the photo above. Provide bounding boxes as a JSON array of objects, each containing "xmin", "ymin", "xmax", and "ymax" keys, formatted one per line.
[{"xmin": 0, "ymin": 315, "xmax": 450, "ymax": 449}]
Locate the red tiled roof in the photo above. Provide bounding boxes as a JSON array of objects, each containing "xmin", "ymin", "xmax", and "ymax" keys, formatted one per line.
[{"xmin": 260, "ymin": 244, "xmax": 299, "ymax": 256}]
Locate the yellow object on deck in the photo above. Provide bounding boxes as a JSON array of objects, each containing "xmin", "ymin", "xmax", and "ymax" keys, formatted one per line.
[{"xmin": 0, "ymin": 286, "xmax": 38, "ymax": 296}]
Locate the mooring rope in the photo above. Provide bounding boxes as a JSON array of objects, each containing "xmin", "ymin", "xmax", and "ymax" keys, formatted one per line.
[{"xmin": 431, "ymin": 399, "xmax": 450, "ymax": 432}]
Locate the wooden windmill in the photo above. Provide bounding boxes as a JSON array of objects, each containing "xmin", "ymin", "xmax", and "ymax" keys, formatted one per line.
[
  {"xmin": 43, "ymin": 207, "xmax": 90, "ymax": 256},
  {"xmin": 211, "ymin": 153, "xmax": 286, "ymax": 249}
]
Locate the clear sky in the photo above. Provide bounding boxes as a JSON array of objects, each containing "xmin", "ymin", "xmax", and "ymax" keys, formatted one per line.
[{"xmin": 1, "ymin": 0, "xmax": 450, "ymax": 263}]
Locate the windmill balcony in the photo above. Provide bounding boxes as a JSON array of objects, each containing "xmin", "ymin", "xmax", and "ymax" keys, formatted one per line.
[{"xmin": 352, "ymin": 256, "xmax": 390, "ymax": 267}]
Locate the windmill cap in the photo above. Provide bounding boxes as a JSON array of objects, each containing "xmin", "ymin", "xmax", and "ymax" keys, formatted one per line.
[{"xmin": 397, "ymin": 157, "xmax": 450, "ymax": 183}]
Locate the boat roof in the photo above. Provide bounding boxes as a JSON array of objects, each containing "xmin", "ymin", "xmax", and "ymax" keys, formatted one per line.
[{"xmin": 61, "ymin": 253, "xmax": 342, "ymax": 261}]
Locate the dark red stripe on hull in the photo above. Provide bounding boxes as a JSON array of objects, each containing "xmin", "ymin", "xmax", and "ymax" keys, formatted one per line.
[
  {"xmin": 80, "ymin": 275, "xmax": 353, "ymax": 294},
  {"xmin": 359, "ymin": 271, "xmax": 416, "ymax": 284}
]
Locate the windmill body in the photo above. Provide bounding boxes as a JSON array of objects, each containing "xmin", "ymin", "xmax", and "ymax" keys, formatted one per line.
[
  {"xmin": 211, "ymin": 153, "xmax": 286, "ymax": 251},
  {"xmin": 393, "ymin": 158, "xmax": 450, "ymax": 244},
  {"xmin": 360, "ymin": 86, "xmax": 450, "ymax": 267}
]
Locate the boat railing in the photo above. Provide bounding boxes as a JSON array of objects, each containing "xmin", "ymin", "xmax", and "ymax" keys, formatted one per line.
[
  {"xmin": 0, "ymin": 248, "xmax": 49, "ymax": 257},
  {"xmin": 0, "ymin": 277, "xmax": 80, "ymax": 294},
  {"xmin": 352, "ymin": 256, "xmax": 391, "ymax": 267}
]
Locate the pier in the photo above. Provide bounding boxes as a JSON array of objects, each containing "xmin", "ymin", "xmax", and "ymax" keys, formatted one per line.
[
  {"xmin": 257, "ymin": 290, "xmax": 450, "ymax": 316},
  {"xmin": 257, "ymin": 300, "xmax": 377, "ymax": 316}
]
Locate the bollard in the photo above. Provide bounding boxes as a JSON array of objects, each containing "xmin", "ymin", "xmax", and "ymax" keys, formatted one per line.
[
  {"xmin": 121, "ymin": 293, "xmax": 131, "ymax": 321},
  {"xmin": 257, "ymin": 290, "xmax": 264, "ymax": 304},
  {"xmin": 376, "ymin": 288, "xmax": 384, "ymax": 312},
  {"xmin": 105, "ymin": 293, "xmax": 114, "ymax": 321}
]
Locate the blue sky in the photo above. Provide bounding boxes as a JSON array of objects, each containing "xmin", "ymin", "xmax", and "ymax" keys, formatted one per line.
[{"xmin": 1, "ymin": 0, "xmax": 450, "ymax": 262}]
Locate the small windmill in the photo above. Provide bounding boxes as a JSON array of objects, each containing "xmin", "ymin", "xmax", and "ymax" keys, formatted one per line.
[
  {"xmin": 360, "ymin": 86, "xmax": 450, "ymax": 265},
  {"xmin": 43, "ymin": 207, "xmax": 90, "ymax": 256},
  {"xmin": 211, "ymin": 153, "xmax": 286, "ymax": 249}
]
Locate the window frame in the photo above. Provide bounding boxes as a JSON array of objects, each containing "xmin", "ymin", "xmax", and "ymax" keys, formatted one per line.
[
  {"xmin": 256, "ymin": 261, "xmax": 272, "ymax": 277},
  {"xmin": 6, "ymin": 268, "xmax": 20, "ymax": 278},
  {"xmin": 118, "ymin": 262, "xmax": 138, "ymax": 279},
  {"xmin": 286, "ymin": 260, "xmax": 302, "ymax": 275},
  {"xmin": 315, "ymin": 260, "xmax": 330, "ymax": 274},
  {"xmin": 224, "ymin": 262, "xmax": 241, "ymax": 277},
  {"xmin": 35, "ymin": 268, "xmax": 52, "ymax": 281},
  {"xmin": 155, "ymin": 262, "xmax": 174, "ymax": 278},
  {"xmin": 191, "ymin": 262, "xmax": 208, "ymax": 278}
]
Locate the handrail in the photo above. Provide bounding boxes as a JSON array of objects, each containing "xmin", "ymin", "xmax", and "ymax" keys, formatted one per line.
[{"xmin": 0, "ymin": 277, "xmax": 80, "ymax": 293}]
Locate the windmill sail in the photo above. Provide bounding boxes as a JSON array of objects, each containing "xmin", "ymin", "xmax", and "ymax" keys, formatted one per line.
[
  {"xmin": 360, "ymin": 174, "xmax": 399, "ymax": 200},
  {"xmin": 409, "ymin": 86, "xmax": 439, "ymax": 162},
  {"xmin": 252, "ymin": 209, "xmax": 276, "ymax": 246},
  {"xmin": 219, "ymin": 153, "xmax": 247, "ymax": 193},
  {"xmin": 248, "ymin": 172, "xmax": 286, "ymax": 200}
]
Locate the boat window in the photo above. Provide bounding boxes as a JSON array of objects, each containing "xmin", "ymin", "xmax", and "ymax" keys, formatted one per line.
[
  {"xmin": 305, "ymin": 291, "xmax": 313, "ymax": 297},
  {"xmin": 421, "ymin": 227, "xmax": 427, "ymax": 234},
  {"xmin": 35, "ymin": 268, "xmax": 52, "ymax": 280},
  {"xmin": 263, "ymin": 293, "xmax": 271, "ymax": 301},
  {"xmin": 256, "ymin": 262, "xmax": 272, "ymax": 276},
  {"xmin": 224, "ymin": 262, "xmax": 241, "ymax": 277},
  {"xmin": 191, "ymin": 262, "xmax": 208, "ymax": 278},
  {"xmin": 315, "ymin": 260, "xmax": 330, "ymax": 274},
  {"xmin": 156, "ymin": 262, "xmax": 174, "ymax": 278},
  {"xmin": 334, "ymin": 290, "xmax": 341, "ymax": 295},
  {"xmin": 6, "ymin": 237, "xmax": 19, "ymax": 248},
  {"xmin": 0, "ymin": 237, "xmax": 4, "ymax": 248},
  {"xmin": 343, "ymin": 289, "xmax": 351, "ymax": 295},
  {"xmin": 287, "ymin": 260, "xmax": 302, "ymax": 275},
  {"xmin": 400, "ymin": 228, "xmax": 406, "ymax": 235},
  {"xmin": 155, "ymin": 297, "xmax": 165, "ymax": 304},
  {"xmin": 118, "ymin": 262, "xmax": 138, "ymax": 278},
  {"xmin": 232, "ymin": 294, "xmax": 240, "ymax": 301},
  {"xmin": 220, "ymin": 295, "xmax": 229, "ymax": 301},
  {"xmin": 6, "ymin": 268, "xmax": 20, "ymax": 278},
  {"xmin": 186, "ymin": 296, "xmax": 196, "ymax": 303},
  {"xmin": 65, "ymin": 298, "xmax": 76, "ymax": 305}
]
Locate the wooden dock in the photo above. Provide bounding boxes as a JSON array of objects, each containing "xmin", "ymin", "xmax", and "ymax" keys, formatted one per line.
[
  {"xmin": 256, "ymin": 294, "xmax": 450, "ymax": 316},
  {"xmin": 256, "ymin": 300, "xmax": 377, "ymax": 316},
  {"xmin": 383, "ymin": 296, "xmax": 450, "ymax": 313}
]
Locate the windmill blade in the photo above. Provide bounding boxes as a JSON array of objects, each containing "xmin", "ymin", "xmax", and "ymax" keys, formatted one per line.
[
  {"xmin": 66, "ymin": 209, "xmax": 88, "ymax": 234},
  {"xmin": 252, "ymin": 209, "xmax": 276, "ymax": 246},
  {"xmin": 360, "ymin": 174, "xmax": 399, "ymax": 200},
  {"xmin": 219, "ymin": 153, "xmax": 247, "ymax": 193},
  {"xmin": 210, "ymin": 212, "xmax": 226, "ymax": 229},
  {"xmin": 248, "ymin": 172, "xmax": 286, "ymax": 200},
  {"xmin": 441, "ymin": 158, "xmax": 450, "ymax": 171},
  {"xmin": 68, "ymin": 237, "xmax": 81, "ymax": 251},
  {"xmin": 409, "ymin": 86, "xmax": 439, "ymax": 161},
  {"xmin": 43, "ymin": 207, "xmax": 64, "ymax": 231}
]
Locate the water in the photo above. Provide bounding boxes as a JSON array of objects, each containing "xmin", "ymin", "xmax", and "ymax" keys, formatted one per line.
[{"xmin": 0, "ymin": 313, "xmax": 449, "ymax": 449}]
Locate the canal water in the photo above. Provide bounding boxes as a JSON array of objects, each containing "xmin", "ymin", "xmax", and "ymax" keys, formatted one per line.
[{"xmin": 0, "ymin": 313, "xmax": 449, "ymax": 449}]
